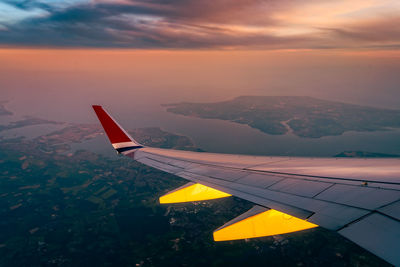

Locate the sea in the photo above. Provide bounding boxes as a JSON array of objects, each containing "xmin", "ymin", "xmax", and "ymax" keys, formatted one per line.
[{"xmin": 1, "ymin": 92, "xmax": 400, "ymax": 158}]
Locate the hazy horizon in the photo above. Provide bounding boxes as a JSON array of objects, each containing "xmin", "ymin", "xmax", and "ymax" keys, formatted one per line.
[{"xmin": 1, "ymin": 49, "xmax": 400, "ymax": 124}]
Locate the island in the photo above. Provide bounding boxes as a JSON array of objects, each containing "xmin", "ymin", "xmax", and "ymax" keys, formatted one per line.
[{"xmin": 164, "ymin": 96, "xmax": 400, "ymax": 138}]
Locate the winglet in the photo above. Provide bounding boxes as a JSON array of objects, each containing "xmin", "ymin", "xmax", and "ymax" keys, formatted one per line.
[{"xmin": 92, "ymin": 105, "xmax": 143, "ymax": 153}]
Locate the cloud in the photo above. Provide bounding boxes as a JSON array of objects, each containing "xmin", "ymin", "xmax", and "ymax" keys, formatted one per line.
[
  {"xmin": 324, "ymin": 17, "xmax": 400, "ymax": 43},
  {"xmin": 0, "ymin": 2, "xmax": 49, "ymax": 26},
  {"xmin": 0, "ymin": 0, "xmax": 399, "ymax": 49}
]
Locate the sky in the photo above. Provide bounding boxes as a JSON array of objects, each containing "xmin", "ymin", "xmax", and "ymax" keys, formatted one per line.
[
  {"xmin": 0, "ymin": 0, "xmax": 400, "ymax": 121},
  {"xmin": 0, "ymin": 0, "xmax": 400, "ymax": 49}
]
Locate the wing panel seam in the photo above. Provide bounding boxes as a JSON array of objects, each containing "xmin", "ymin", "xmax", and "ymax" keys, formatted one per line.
[{"xmin": 142, "ymin": 151, "xmax": 400, "ymax": 187}]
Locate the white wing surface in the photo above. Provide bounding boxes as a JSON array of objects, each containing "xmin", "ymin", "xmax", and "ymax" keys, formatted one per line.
[{"xmin": 93, "ymin": 105, "xmax": 400, "ymax": 266}]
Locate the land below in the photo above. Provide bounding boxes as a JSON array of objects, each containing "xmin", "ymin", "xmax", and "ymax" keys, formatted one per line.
[
  {"xmin": 0, "ymin": 102, "xmax": 390, "ymax": 266},
  {"xmin": 164, "ymin": 96, "xmax": 400, "ymax": 138}
]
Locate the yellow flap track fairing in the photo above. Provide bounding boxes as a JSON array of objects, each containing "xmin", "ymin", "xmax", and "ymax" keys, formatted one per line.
[
  {"xmin": 213, "ymin": 205, "xmax": 318, "ymax": 241},
  {"xmin": 159, "ymin": 182, "xmax": 231, "ymax": 204}
]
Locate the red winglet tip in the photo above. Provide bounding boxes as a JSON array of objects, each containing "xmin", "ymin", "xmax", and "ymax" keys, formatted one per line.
[{"xmin": 92, "ymin": 105, "xmax": 132, "ymax": 144}]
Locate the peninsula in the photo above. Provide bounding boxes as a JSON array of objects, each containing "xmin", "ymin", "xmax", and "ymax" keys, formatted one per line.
[{"xmin": 165, "ymin": 96, "xmax": 400, "ymax": 138}]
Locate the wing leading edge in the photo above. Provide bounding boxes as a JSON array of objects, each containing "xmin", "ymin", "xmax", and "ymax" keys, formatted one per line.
[{"xmin": 92, "ymin": 105, "xmax": 400, "ymax": 266}]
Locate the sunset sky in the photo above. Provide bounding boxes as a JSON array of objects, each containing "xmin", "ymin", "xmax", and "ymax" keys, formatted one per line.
[
  {"xmin": 1, "ymin": 0, "xmax": 400, "ymax": 49},
  {"xmin": 1, "ymin": 0, "xmax": 400, "ymax": 120}
]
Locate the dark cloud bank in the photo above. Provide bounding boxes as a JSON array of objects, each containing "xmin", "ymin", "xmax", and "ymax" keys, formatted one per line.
[{"xmin": 1, "ymin": 0, "xmax": 400, "ymax": 49}]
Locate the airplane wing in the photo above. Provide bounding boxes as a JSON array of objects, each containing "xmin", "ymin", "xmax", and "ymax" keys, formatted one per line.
[{"xmin": 92, "ymin": 105, "xmax": 400, "ymax": 266}]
